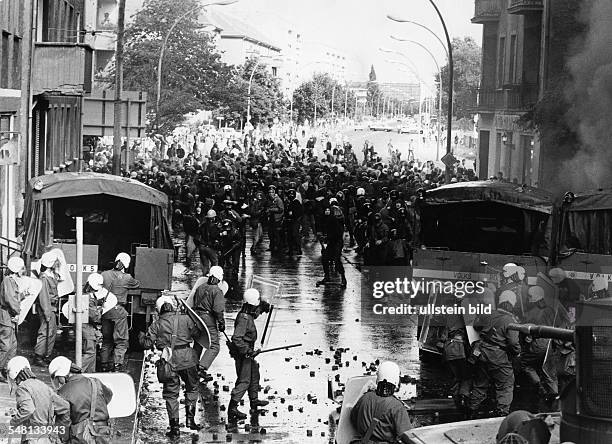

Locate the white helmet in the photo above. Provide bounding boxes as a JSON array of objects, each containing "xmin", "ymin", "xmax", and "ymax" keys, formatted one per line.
[
  {"xmin": 243, "ymin": 288, "xmax": 260, "ymax": 306},
  {"xmin": 337, "ymin": 166, "xmax": 345, "ymax": 174},
  {"xmin": 48, "ymin": 356, "xmax": 72, "ymax": 378},
  {"xmin": 7, "ymin": 256, "xmax": 25, "ymax": 274},
  {"xmin": 592, "ymin": 276, "xmax": 608, "ymax": 293},
  {"xmin": 206, "ymin": 209, "xmax": 217, "ymax": 218},
  {"xmin": 209, "ymin": 266, "xmax": 224, "ymax": 281},
  {"xmin": 155, "ymin": 295, "xmax": 176, "ymax": 312},
  {"xmin": 356, "ymin": 187, "xmax": 365, "ymax": 196},
  {"xmin": 87, "ymin": 273, "xmax": 104, "ymax": 291},
  {"xmin": 40, "ymin": 251, "xmax": 57, "ymax": 268},
  {"xmin": 528, "ymin": 286, "xmax": 545, "ymax": 303},
  {"xmin": 224, "ymin": 184, "xmax": 232, "ymax": 191},
  {"xmin": 499, "ymin": 290, "xmax": 517, "ymax": 307},
  {"xmin": 376, "ymin": 361, "xmax": 400, "ymax": 388},
  {"xmin": 549, "ymin": 267, "xmax": 566, "ymax": 284},
  {"xmin": 7, "ymin": 356, "xmax": 30, "ymax": 380},
  {"xmin": 502, "ymin": 263, "xmax": 517, "ymax": 278},
  {"xmin": 115, "ymin": 252, "xmax": 131, "ymax": 268}
]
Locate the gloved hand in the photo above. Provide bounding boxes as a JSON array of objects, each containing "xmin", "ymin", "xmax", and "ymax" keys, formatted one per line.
[
  {"xmin": 217, "ymin": 320, "xmax": 225, "ymax": 332},
  {"xmin": 246, "ymin": 348, "xmax": 261, "ymax": 359}
]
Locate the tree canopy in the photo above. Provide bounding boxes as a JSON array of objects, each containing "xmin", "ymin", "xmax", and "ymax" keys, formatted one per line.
[{"xmin": 440, "ymin": 36, "xmax": 481, "ymax": 119}]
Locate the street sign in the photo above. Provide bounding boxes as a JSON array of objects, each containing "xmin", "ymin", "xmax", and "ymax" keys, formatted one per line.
[
  {"xmin": 0, "ymin": 132, "xmax": 20, "ymax": 165},
  {"xmin": 441, "ymin": 152, "xmax": 458, "ymax": 168}
]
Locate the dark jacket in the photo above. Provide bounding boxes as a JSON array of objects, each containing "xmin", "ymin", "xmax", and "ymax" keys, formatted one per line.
[
  {"xmin": 0, "ymin": 274, "xmax": 20, "ymax": 327},
  {"xmin": 231, "ymin": 311, "xmax": 257, "ymax": 356},
  {"xmin": 474, "ymin": 308, "xmax": 520, "ymax": 356},
  {"xmin": 58, "ymin": 374, "xmax": 112, "ymax": 424},
  {"xmin": 193, "ymin": 282, "xmax": 225, "ymax": 319},
  {"xmin": 101, "ymin": 269, "xmax": 140, "ymax": 305},
  {"xmin": 350, "ymin": 391, "xmax": 412, "ymax": 442}
]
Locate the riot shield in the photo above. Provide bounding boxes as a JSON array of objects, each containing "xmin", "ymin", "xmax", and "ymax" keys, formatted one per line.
[
  {"xmin": 246, "ymin": 274, "xmax": 282, "ymax": 348},
  {"xmin": 179, "ymin": 298, "xmax": 211, "ymax": 349},
  {"xmin": 335, "ymin": 375, "xmax": 377, "ymax": 444},
  {"xmin": 82, "ymin": 373, "xmax": 136, "ymax": 418},
  {"xmin": 15, "ymin": 276, "xmax": 43, "ymax": 325},
  {"xmin": 417, "ymin": 289, "xmax": 443, "ymax": 357}
]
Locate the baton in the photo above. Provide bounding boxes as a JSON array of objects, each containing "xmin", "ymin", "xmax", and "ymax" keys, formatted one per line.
[{"xmin": 258, "ymin": 343, "xmax": 302, "ymax": 354}]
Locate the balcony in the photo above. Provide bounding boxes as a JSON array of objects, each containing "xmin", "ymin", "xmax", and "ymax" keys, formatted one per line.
[
  {"xmin": 472, "ymin": 84, "xmax": 539, "ymax": 113},
  {"xmin": 472, "ymin": 0, "xmax": 502, "ymax": 24},
  {"xmin": 508, "ymin": 0, "xmax": 543, "ymax": 14},
  {"xmin": 32, "ymin": 43, "xmax": 93, "ymax": 95}
]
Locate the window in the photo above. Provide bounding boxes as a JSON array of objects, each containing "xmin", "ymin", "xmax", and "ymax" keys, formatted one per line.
[
  {"xmin": 508, "ymin": 35, "xmax": 517, "ymax": 84},
  {"xmin": 497, "ymin": 36, "xmax": 506, "ymax": 87},
  {"xmin": 1, "ymin": 32, "xmax": 9, "ymax": 88},
  {"xmin": 12, "ymin": 37, "xmax": 21, "ymax": 89},
  {"xmin": 271, "ymin": 67, "xmax": 277, "ymax": 77}
]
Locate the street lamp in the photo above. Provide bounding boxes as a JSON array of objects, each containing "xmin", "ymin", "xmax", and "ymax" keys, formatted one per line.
[
  {"xmin": 246, "ymin": 55, "xmax": 279, "ymax": 126},
  {"xmin": 388, "ymin": 0, "xmax": 454, "ymax": 182},
  {"xmin": 155, "ymin": 0, "xmax": 239, "ymax": 131},
  {"xmin": 387, "ymin": 39, "xmax": 443, "ymax": 160},
  {"xmin": 386, "ymin": 15, "xmax": 449, "ymax": 59}
]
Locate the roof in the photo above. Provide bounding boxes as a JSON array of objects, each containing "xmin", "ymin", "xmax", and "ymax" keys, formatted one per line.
[
  {"xmin": 425, "ymin": 180, "xmax": 553, "ymax": 213},
  {"xmin": 204, "ymin": 9, "xmax": 281, "ymax": 52},
  {"xmin": 28, "ymin": 172, "xmax": 168, "ymax": 209},
  {"xmin": 566, "ymin": 188, "xmax": 612, "ymax": 211}
]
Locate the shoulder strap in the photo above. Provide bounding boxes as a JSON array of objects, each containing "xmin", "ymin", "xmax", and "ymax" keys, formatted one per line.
[
  {"xmin": 170, "ymin": 312, "xmax": 180, "ymax": 349},
  {"xmin": 89, "ymin": 377, "xmax": 98, "ymax": 419}
]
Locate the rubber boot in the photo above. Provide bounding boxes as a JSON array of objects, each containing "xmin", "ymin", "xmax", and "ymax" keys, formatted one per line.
[
  {"xmin": 317, "ymin": 274, "xmax": 331, "ymax": 286},
  {"xmin": 227, "ymin": 399, "xmax": 247, "ymax": 422},
  {"xmin": 198, "ymin": 366, "xmax": 213, "ymax": 382},
  {"xmin": 249, "ymin": 398, "xmax": 269, "ymax": 411},
  {"xmin": 340, "ymin": 275, "xmax": 347, "ymax": 288},
  {"xmin": 185, "ymin": 405, "xmax": 202, "ymax": 430},
  {"xmin": 166, "ymin": 418, "xmax": 180, "ymax": 438}
]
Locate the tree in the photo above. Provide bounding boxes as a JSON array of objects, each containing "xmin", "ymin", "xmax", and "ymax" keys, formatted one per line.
[
  {"xmin": 440, "ymin": 37, "xmax": 481, "ymax": 119},
  {"xmin": 292, "ymin": 73, "xmax": 355, "ymax": 124},
  {"xmin": 105, "ymin": 0, "xmax": 234, "ymax": 133}
]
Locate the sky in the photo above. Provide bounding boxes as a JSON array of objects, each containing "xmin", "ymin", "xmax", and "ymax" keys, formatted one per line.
[{"xmin": 125, "ymin": 0, "xmax": 482, "ymax": 90}]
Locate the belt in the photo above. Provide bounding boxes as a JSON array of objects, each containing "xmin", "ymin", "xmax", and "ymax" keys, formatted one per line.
[{"xmin": 174, "ymin": 344, "xmax": 191, "ymax": 350}]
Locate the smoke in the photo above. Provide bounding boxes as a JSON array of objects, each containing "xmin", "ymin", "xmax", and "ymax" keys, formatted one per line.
[{"xmin": 563, "ymin": 0, "xmax": 612, "ymax": 191}]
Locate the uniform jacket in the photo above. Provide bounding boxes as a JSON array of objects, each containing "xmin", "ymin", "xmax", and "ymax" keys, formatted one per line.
[
  {"xmin": 193, "ymin": 283, "xmax": 225, "ymax": 319},
  {"xmin": 231, "ymin": 311, "xmax": 257, "ymax": 356},
  {"xmin": 101, "ymin": 269, "xmax": 140, "ymax": 305},
  {"xmin": 474, "ymin": 308, "xmax": 521, "ymax": 355},
  {"xmin": 38, "ymin": 272, "xmax": 59, "ymax": 319},
  {"xmin": 83, "ymin": 293, "xmax": 103, "ymax": 340},
  {"xmin": 350, "ymin": 391, "xmax": 412, "ymax": 442},
  {"xmin": 58, "ymin": 374, "xmax": 112, "ymax": 424},
  {"xmin": 11, "ymin": 378, "xmax": 70, "ymax": 430},
  {"xmin": 140, "ymin": 311, "xmax": 198, "ymax": 370},
  {"xmin": 0, "ymin": 275, "xmax": 20, "ymax": 327}
]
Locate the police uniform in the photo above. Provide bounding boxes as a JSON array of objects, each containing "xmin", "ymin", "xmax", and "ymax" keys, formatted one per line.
[
  {"xmin": 100, "ymin": 269, "xmax": 140, "ymax": 371},
  {"xmin": 11, "ymin": 376, "xmax": 70, "ymax": 443},
  {"xmin": 192, "ymin": 282, "xmax": 225, "ymax": 371},
  {"xmin": 58, "ymin": 374, "xmax": 113, "ymax": 443},
  {"xmin": 140, "ymin": 310, "xmax": 199, "ymax": 424},
  {"xmin": 230, "ymin": 309, "xmax": 260, "ymax": 406},
  {"xmin": 82, "ymin": 292, "xmax": 103, "ymax": 373},
  {"xmin": 0, "ymin": 275, "xmax": 20, "ymax": 377},
  {"xmin": 350, "ymin": 390, "xmax": 412, "ymax": 442},
  {"xmin": 468, "ymin": 307, "xmax": 520, "ymax": 416},
  {"xmin": 34, "ymin": 270, "xmax": 59, "ymax": 362}
]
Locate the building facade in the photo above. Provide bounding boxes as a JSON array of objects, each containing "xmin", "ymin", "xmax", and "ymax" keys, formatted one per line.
[{"xmin": 472, "ymin": 0, "xmax": 542, "ymax": 185}]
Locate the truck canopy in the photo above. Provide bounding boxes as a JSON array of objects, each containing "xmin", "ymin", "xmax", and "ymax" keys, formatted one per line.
[
  {"xmin": 420, "ymin": 181, "xmax": 553, "ymax": 256},
  {"xmin": 23, "ymin": 172, "xmax": 173, "ymax": 261},
  {"xmin": 560, "ymin": 188, "xmax": 612, "ymax": 254}
]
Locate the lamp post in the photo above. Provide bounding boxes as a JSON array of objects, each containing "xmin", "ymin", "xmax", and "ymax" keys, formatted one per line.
[
  {"xmin": 155, "ymin": 0, "xmax": 238, "ymax": 131},
  {"xmin": 246, "ymin": 56, "xmax": 274, "ymax": 125},
  {"xmin": 386, "ymin": 16, "xmax": 449, "ymax": 59},
  {"xmin": 388, "ymin": 0, "xmax": 454, "ymax": 182}
]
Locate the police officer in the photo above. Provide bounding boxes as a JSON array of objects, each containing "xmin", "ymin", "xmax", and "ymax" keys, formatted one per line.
[
  {"xmin": 227, "ymin": 288, "xmax": 269, "ymax": 423},
  {"xmin": 7, "ymin": 356, "xmax": 70, "ymax": 443},
  {"xmin": 0, "ymin": 256, "xmax": 24, "ymax": 382},
  {"xmin": 350, "ymin": 361, "xmax": 412, "ymax": 442},
  {"xmin": 199, "ymin": 209, "xmax": 220, "ymax": 276},
  {"xmin": 468, "ymin": 290, "xmax": 520, "ymax": 417},
  {"xmin": 49, "ymin": 356, "xmax": 113, "ymax": 443},
  {"xmin": 82, "ymin": 273, "xmax": 105, "ymax": 373},
  {"xmin": 34, "ymin": 251, "xmax": 60, "ymax": 367},
  {"xmin": 192, "ymin": 265, "xmax": 225, "ymax": 382},
  {"xmin": 520, "ymin": 286, "xmax": 557, "ymax": 405},
  {"xmin": 219, "ymin": 219, "xmax": 241, "ymax": 286},
  {"xmin": 368, "ymin": 213, "xmax": 389, "ymax": 266},
  {"xmin": 139, "ymin": 296, "xmax": 201, "ymax": 437},
  {"xmin": 100, "ymin": 252, "xmax": 140, "ymax": 372}
]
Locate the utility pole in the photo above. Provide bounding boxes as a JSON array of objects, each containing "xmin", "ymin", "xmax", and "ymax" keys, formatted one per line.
[{"xmin": 113, "ymin": 0, "xmax": 126, "ymax": 176}]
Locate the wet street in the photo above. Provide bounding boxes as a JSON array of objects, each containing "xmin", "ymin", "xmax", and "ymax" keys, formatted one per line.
[{"xmin": 136, "ymin": 231, "xmax": 454, "ymax": 443}]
